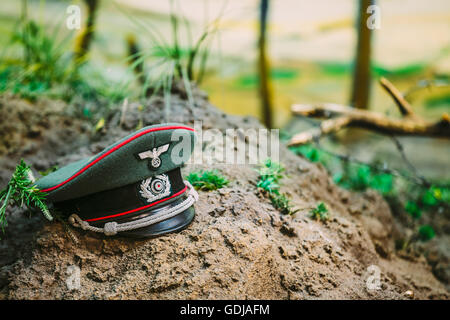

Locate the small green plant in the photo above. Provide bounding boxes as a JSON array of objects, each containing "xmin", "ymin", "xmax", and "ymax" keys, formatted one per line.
[
  {"xmin": 287, "ymin": 125, "xmax": 448, "ymax": 246},
  {"xmin": 0, "ymin": 19, "xmax": 75, "ymax": 100},
  {"xmin": 0, "ymin": 159, "xmax": 52, "ymax": 232},
  {"xmin": 187, "ymin": 170, "xmax": 229, "ymax": 191},
  {"xmin": 422, "ymin": 186, "xmax": 450, "ymax": 207},
  {"xmin": 310, "ymin": 202, "xmax": 329, "ymax": 222},
  {"xmin": 290, "ymin": 144, "xmax": 394, "ymax": 196},
  {"xmin": 0, "ymin": 3, "xmax": 126, "ymax": 105},
  {"xmin": 401, "ymin": 185, "xmax": 449, "ymax": 222},
  {"xmin": 120, "ymin": 0, "xmax": 224, "ymax": 105},
  {"xmin": 290, "ymin": 144, "xmax": 324, "ymax": 163},
  {"xmin": 270, "ymin": 193, "xmax": 299, "ymax": 216},
  {"xmin": 418, "ymin": 225, "xmax": 436, "ymax": 242},
  {"xmin": 405, "ymin": 200, "xmax": 422, "ymax": 219},
  {"xmin": 334, "ymin": 164, "xmax": 393, "ymax": 195},
  {"xmin": 38, "ymin": 165, "xmax": 59, "ymax": 177},
  {"xmin": 257, "ymin": 159, "xmax": 298, "ymax": 215},
  {"xmin": 256, "ymin": 158, "xmax": 285, "ymax": 192}
]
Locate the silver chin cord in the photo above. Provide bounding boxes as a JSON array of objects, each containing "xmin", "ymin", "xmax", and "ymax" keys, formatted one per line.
[{"xmin": 68, "ymin": 181, "xmax": 198, "ymax": 236}]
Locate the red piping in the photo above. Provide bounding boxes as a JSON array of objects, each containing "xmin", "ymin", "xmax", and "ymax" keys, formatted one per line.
[
  {"xmin": 40, "ymin": 125, "xmax": 194, "ymax": 193},
  {"xmin": 85, "ymin": 185, "xmax": 188, "ymax": 222}
]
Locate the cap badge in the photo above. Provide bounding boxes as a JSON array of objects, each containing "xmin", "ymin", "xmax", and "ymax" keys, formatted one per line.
[
  {"xmin": 139, "ymin": 174, "xmax": 171, "ymax": 202},
  {"xmin": 138, "ymin": 143, "xmax": 170, "ymax": 169}
]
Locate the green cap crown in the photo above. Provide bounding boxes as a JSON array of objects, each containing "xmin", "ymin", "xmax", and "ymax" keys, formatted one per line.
[{"xmin": 36, "ymin": 123, "xmax": 195, "ymax": 202}]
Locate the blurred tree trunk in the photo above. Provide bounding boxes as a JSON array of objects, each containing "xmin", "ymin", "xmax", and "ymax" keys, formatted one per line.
[
  {"xmin": 126, "ymin": 34, "xmax": 145, "ymax": 84},
  {"xmin": 21, "ymin": 0, "xmax": 27, "ymax": 21},
  {"xmin": 350, "ymin": 0, "xmax": 374, "ymax": 110},
  {"xmin": 20, "ymin": 0, "xmax": 29, "ymax": 63},
  {"xmin": 258, "ymin": 0, "xmax": 273, "ymax": 128},
  {"xmin": 74, "ymin": 0, "xmax": 99, "ymax": 62}
]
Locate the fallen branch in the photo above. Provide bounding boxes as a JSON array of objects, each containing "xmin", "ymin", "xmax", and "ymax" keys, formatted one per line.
[
  {"xmin": 289, "ymin": 103, "xmax": 449, "ymax": 146},
  {"xmin": 289, "ymin": 116, "xmax": 351, "ymax": 146},
  {"xmin": 289, "ymin": 77, "xmax": 450, "ymax": 146},
  {"xmin": 379, "ymin": 77, "xmax": 416, "ymax": 118}
]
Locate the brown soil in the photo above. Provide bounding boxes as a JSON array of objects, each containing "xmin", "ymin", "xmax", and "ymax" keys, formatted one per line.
[{"xmin": 0, "ymin": 89, "xmax": 448, "ymax": 299}]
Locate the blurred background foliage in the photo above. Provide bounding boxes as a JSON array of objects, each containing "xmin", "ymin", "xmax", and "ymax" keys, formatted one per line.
[{"xmin": 1, "ymin": 0, "xmax": 448, "ymax": 123}]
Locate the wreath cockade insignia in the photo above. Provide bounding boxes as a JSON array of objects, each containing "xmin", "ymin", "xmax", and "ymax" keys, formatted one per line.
[{"xmin": 139, "ymin": 174, "xmax": 171, "ymax": 203}]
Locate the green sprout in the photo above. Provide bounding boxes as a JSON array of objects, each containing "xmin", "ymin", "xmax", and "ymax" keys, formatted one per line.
[
  {"xmin": 422, "ymin": 186, "xmax": 449, "ymax": 207},
  {"xmin": 256, "ymin": 159, "xmax": 297, "ymax": 215},
  {"xmin": 187, "ymin": 170, "xmax": 229, "ymax": 191},
  {"xmin": 0, "ymin": 4, "xmax": 127, "ymax": 105},
  {"xmin": 290, "ymin": 144, "xmax": 323, "ymax": 163},
  {"xmin": 257, "ymin": 158, "xmax": 285, "ymax": 185},
  {"xmin": 335, "ymin": 165, "xmax": 393, "ymax": 195},
  {"xmin": 405, "ymin": 201, "xmax": 422, "ymax": 219},
  {"xmin": 121, "ymin": 0, "xmax": 225, "ymax": 106},
  {"xmin": 0, "ymin": 159, "xmax": 52, "ymax": 232},
  {"xmin": 0, "ymin": 17, "xmax": 77, "ymax": 101},
  {"xmin": 38, "ymin": 165, "xmax": 59, "ymax": 177},
  {"xmin": 270, "ymin": 193, "xmax": 299, "ymax": 216},
  {"xmin": 310, "ymin": 202, "xmax": 329, "ymax": 222},
  {"xmin": 418, "ymin": 225, "xmax": 436, "ymax": 242}
]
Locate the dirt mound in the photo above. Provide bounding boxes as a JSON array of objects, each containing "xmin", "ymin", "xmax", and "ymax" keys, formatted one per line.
[
  {"xmin": 0, "ymin": 94, "xmax": 91, "ymax": 178},
  {"xmin": 0, "ymin": 90, "xmax": 448, "ymax": 299}
]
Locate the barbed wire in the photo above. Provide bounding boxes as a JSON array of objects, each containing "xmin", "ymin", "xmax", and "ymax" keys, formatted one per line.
[
  {"xmin": 311, "ymin": 138, "xmax": 427, "ymax": 187},
  {"xmin": 388, "ymin": 135, "xmax": 430, "ymax": 187}
]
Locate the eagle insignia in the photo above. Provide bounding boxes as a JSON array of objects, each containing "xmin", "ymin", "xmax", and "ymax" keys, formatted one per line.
[{"xmin": 138, "ymin": 143, "xmax": 170, "ymax": 169}]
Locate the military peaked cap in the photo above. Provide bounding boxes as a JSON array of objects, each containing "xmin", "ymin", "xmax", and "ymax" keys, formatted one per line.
[{"xmin": 35, "ymin": 123, "xmax": 198, "ymax": 238}]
